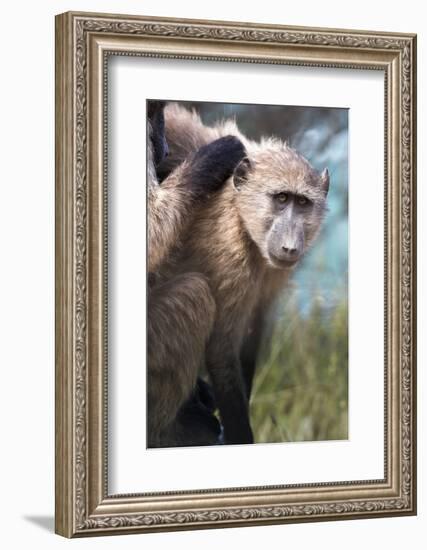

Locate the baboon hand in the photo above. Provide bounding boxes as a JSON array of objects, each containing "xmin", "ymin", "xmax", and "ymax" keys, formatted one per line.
[{"xmin": 187, "ymin": 136, "xmax": 246, "ymax": 197}]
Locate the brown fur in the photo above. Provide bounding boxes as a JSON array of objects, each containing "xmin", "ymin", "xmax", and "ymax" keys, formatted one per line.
[
  {"xmin": 148, "ymin": 137, "xmax": 200, "ymax": 272},
  {"xmin": 160, "ymin": 104, "xmax": 330, "ymax": 444},
  {"xmin": 147, "ymin": 123, "xmax": 217, "ymax": 448},
  {"xmin": 147, "ymin": 273, "xmax": 216, "ymax": 447}
]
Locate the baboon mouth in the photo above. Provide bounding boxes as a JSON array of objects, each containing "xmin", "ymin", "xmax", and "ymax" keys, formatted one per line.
[{"xmin": 268, "ymin": 253, "xmax": 299, "ymax": 268}]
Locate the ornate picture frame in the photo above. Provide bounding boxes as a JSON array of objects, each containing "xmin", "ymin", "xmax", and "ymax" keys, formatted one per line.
[{"xmin": 55, "ymin": 11, "xmax": 417, "ymax": 537}]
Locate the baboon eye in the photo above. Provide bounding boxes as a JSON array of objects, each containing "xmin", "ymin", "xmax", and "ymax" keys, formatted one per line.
[
  {"xmin": 298, "ymin": 196, "xmax": 308, "ymax": 205},
  {"xmin": 275, "ymin": 192, "xmax": 288, "ymax": 204}
]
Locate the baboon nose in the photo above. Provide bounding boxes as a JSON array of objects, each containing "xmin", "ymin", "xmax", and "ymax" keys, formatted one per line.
[{"xmin": 282, "ymin": 246, "xmax": 298, "ymax": 256}]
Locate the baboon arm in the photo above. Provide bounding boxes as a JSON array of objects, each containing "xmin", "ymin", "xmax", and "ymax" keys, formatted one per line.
[
  {"xmin": 241, "ymin": 280, "xmax": 288, "ymax": 400},
  {"xmin": 240, "ymin": 305, "xmax": 267, "ymax": 400},
  {"xmin": 206, "ymin": 334, "xmax": 254, "ymax": 445}
]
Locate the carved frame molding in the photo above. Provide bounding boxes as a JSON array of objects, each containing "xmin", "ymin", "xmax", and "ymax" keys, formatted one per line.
[{"xmin": 55, "ymin": 11, "xmax": 416, "ymax": 537}]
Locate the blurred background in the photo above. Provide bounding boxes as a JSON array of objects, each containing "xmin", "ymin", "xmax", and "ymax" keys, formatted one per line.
[{"xmin": 178, "ymin": 101, "xmax": 349, "ymax": 444}]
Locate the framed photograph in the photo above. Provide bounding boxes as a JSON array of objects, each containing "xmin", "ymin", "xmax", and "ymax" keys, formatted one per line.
[{"xmin": 55, "ymin": 11, "xmax": 417, "ymax": 537}]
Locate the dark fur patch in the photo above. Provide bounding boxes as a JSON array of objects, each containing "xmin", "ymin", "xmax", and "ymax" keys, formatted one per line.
[
  {"xmin": 187, "ymin": 136, "xmax": 246, "ymax": 197},
  {"xmin": 207, "ymin": 347, "xmax": 254, "ymax": 445},
  {"xmin": 147, "ymin": 101, "xmax": 169, "ymax": 167},
  {"xmin": 178, "ymin": 395, "xmax": 221, "ymax": 437}
]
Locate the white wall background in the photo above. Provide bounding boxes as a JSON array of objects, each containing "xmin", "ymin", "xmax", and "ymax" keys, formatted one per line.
[{"xmin": 0, "ymin": 1, "xmax": 424, "ymax": 548}]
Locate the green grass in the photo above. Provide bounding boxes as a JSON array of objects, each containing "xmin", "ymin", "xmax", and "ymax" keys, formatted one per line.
[{"xmin": 250, "ymin": 295, "xmax": 348, "ymax": 444}]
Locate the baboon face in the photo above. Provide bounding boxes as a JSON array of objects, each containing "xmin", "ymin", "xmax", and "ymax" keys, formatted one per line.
[{"xmin": 234, "ymin": 144, "xmax": 329, "ymax": 269}]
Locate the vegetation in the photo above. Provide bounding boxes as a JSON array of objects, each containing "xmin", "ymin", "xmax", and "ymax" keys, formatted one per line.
[{"xmin": 251, "ymin": 293, "xmax": 348, "ymax": 443}]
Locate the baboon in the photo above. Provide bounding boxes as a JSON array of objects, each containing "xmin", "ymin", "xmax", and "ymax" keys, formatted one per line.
[
  {"xmin": 158, "ymin": 103, "xmax": 330, "ymax": 444},
  {"xmin": 147, "ymin": 101, "xmax": 246, "ymax": 447}
]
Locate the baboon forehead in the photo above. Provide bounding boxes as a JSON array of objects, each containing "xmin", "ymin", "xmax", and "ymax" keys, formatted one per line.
[
  {"xmin": 248, "ymin": 146, "xmax": 323, "ymax": 199},
  {"xmin": 251, "ymin": 145, "xmax": 313, "ymax": 176}
]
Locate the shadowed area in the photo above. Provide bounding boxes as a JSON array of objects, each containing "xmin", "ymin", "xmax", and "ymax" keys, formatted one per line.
[{"xmin": 23, "ymin": 515, "xmax": 54, "ymax": 532}]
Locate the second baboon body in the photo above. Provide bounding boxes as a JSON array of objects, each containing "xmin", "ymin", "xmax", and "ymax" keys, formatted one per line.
[
  {"xmin": 147, "ymin": 123, "xmax": 216, "ymax": 447},
  {"xmin": 147, "ymin": 102, "xmax": 246, "ymax": 446}
]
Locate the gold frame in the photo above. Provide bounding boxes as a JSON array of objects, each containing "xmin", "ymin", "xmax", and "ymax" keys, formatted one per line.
[{"xmin": 55, "ymin": 11, "xmax": 417, "ymax": 537}]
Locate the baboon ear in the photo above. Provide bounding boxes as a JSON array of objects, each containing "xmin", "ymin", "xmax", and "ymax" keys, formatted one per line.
[
  {"xmin": 320, "ymin": 168, "xmax": 330, "ymax": 195},
  {"xmin": 233, "ymin": 158, "xmax": 252, "ymax": 191}
]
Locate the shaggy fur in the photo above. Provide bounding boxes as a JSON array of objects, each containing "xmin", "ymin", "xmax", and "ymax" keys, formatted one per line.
[
  {"xmin": 159, "ymin": 103, "xmax": 330, "ymax": 444},
  {"xmin": 147, "ymin": 123, "xmax": 217, "ymax": 447},
  {"xmin": 147, "ymin": 109, "xmax": 246, "ymax": 447}
]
